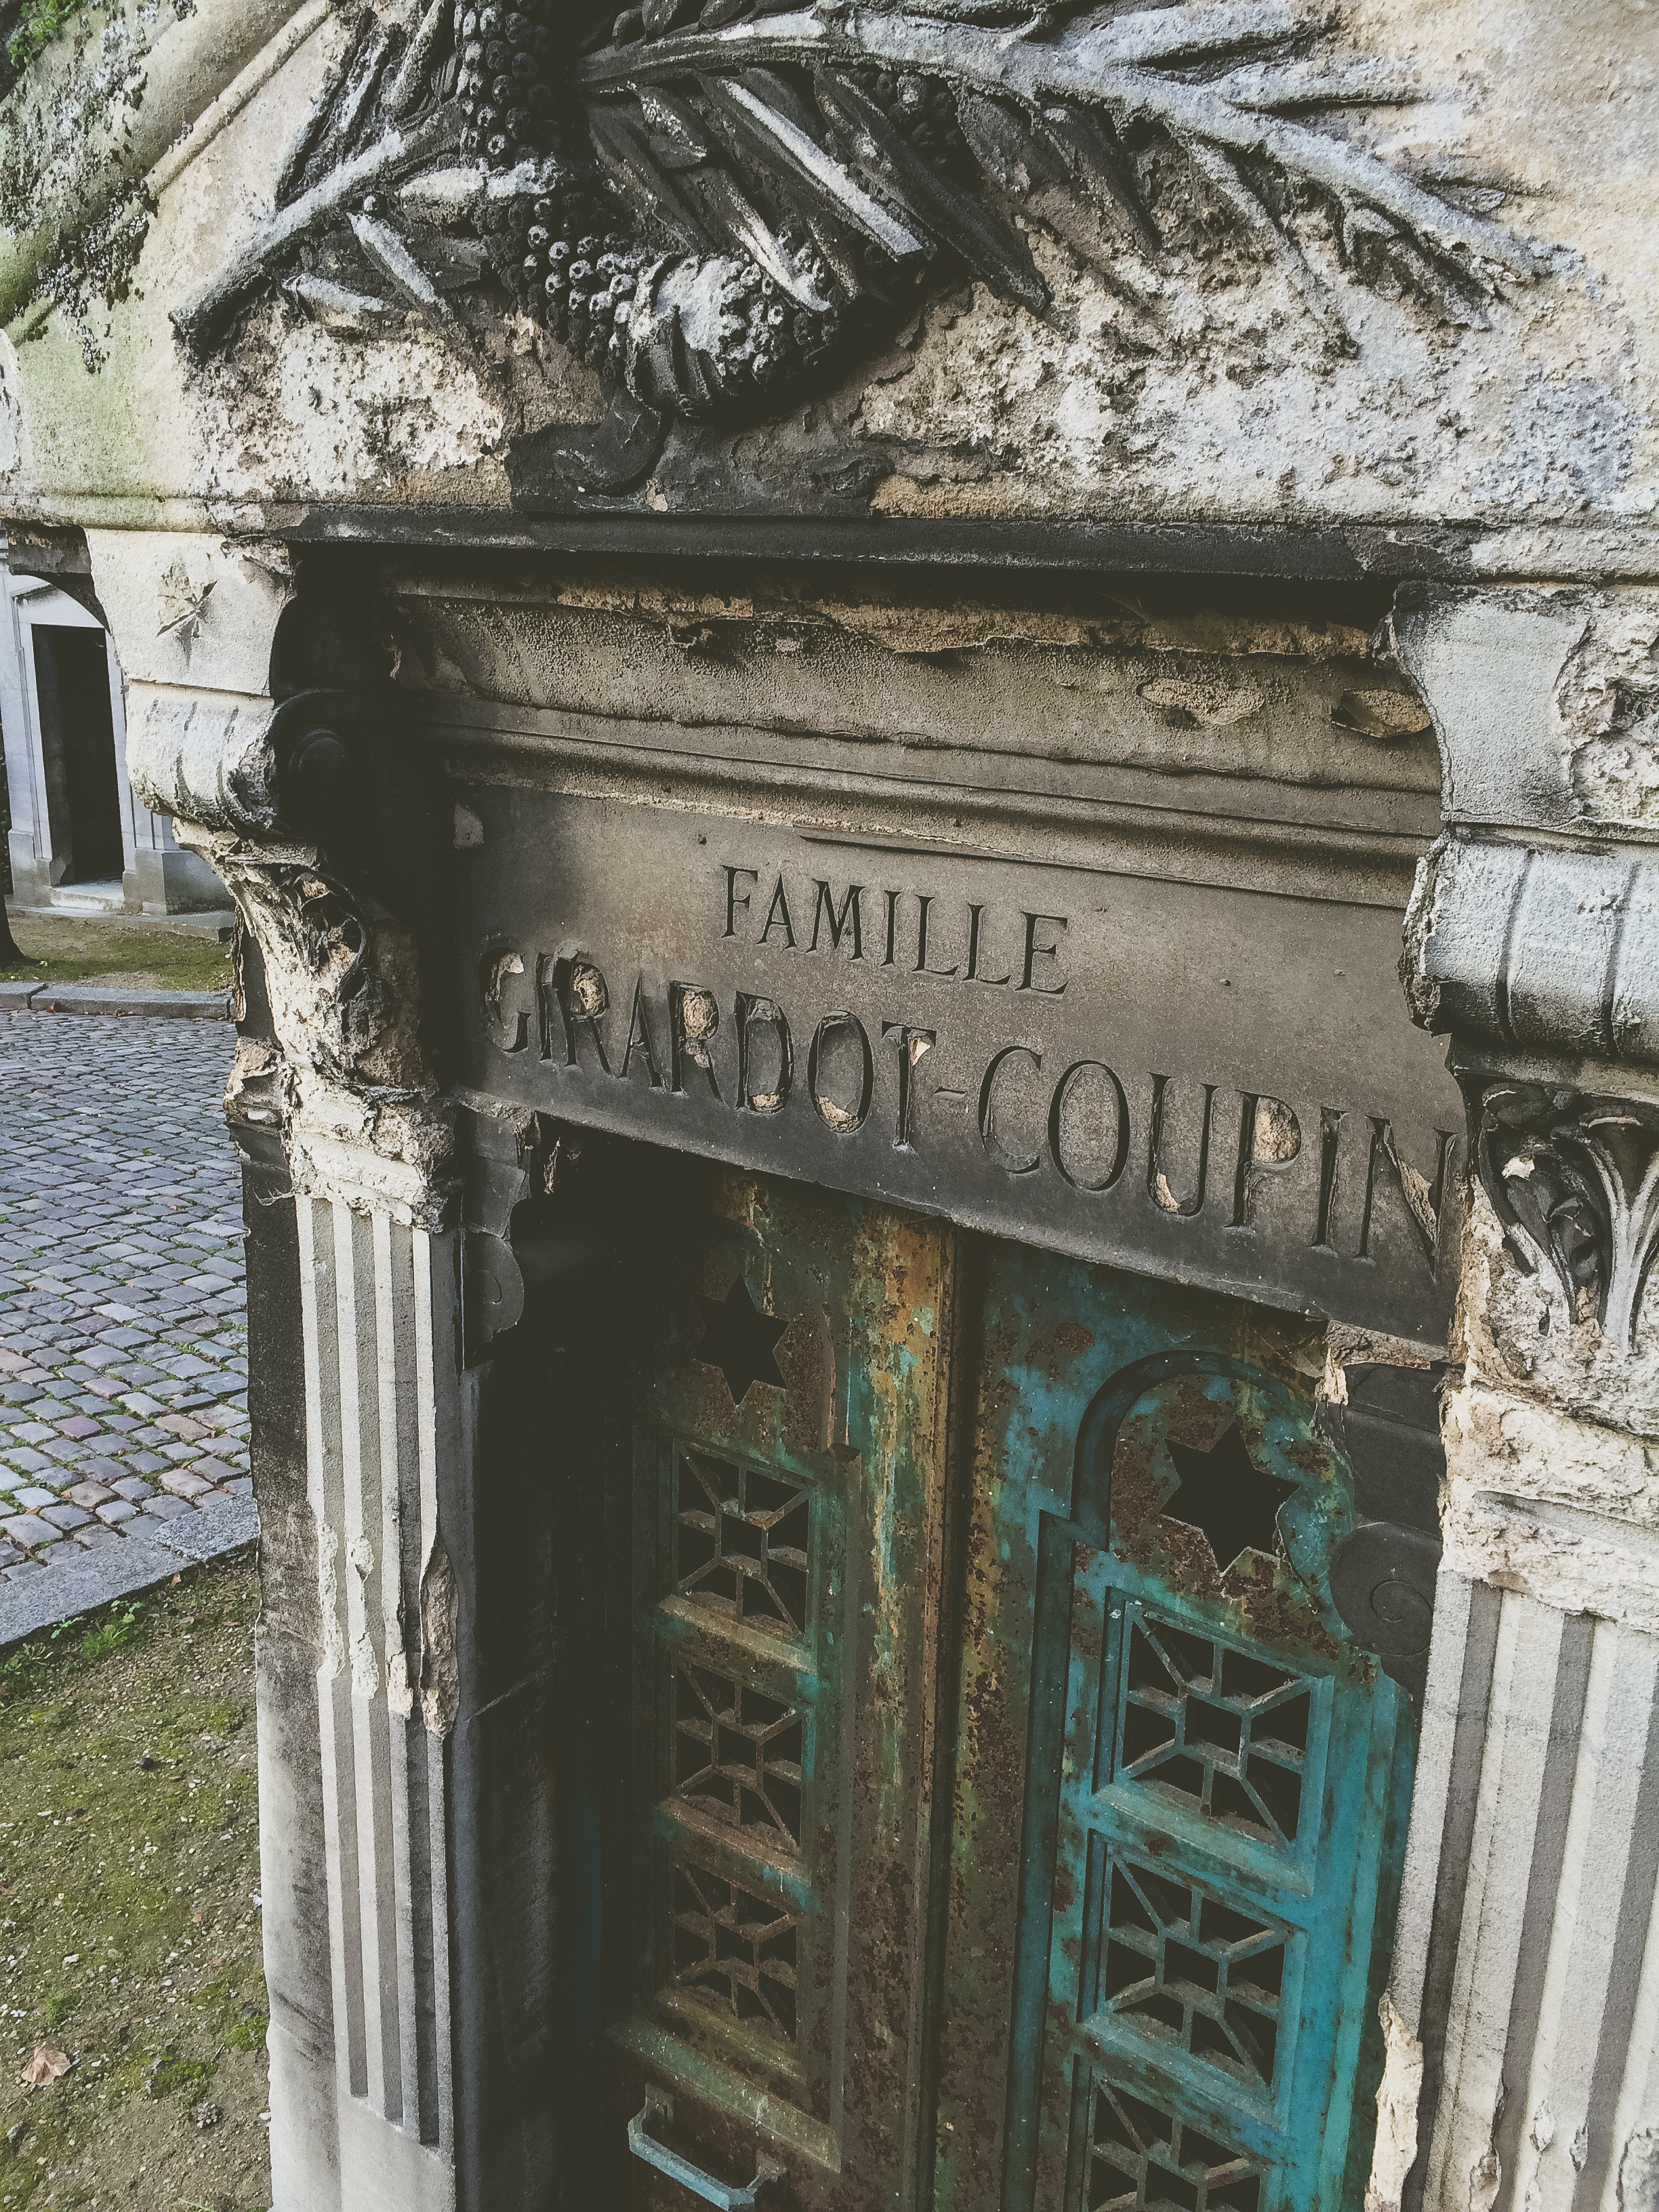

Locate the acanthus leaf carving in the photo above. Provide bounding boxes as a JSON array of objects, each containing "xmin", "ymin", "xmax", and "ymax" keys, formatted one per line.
[
  {"xmin": 175, "ymin": 0, "xmax": 1553, "ymax": 422},
  {"xmin": 155, "ymin": 684, "xmax": 457, "ymax": 1228},
  {"xmin": 1475, "ymin": 1084, "xmax": 1659, "ymax": 1356}
]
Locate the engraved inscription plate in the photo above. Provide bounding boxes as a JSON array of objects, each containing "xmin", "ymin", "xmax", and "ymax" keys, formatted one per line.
[{"xmin": 455, "ymin": 787, "xmax": 1462, "ymax": 1344}]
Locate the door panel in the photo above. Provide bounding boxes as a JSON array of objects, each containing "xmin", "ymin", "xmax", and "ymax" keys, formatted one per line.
[
  {"xmin": 934, "ymin": 1247, "xmax": 1414, "ymax": 2212},
  {"xmin": 606, "ymin": 1169, "xmax": 962, "ymax": 2212},
  {"xmin": 579, "ymin": 1179, "xmax": 1414, "ymax": 2212}
]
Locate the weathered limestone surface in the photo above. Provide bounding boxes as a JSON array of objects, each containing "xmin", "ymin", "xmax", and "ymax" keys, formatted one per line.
[
  {"xmin": 1385, "ymin": 586, "xmax": 1659, "ymax": 2212},
  {"xmin": 0, "ymin": 0, "xmax": 1655, "ymax": 2205},
  {"xmin": 0, "ymin": 0, "xmax": 1651, "ymax": 571}
]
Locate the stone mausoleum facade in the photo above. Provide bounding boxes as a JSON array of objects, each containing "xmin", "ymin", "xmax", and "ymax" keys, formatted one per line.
[
  {"xmin": 0, "ymin": 544, "xmax": 231, "ymax": 917},
  {"xmin": 0, "ymin": 0, "xmax": 1654, "ymax": 2205}
]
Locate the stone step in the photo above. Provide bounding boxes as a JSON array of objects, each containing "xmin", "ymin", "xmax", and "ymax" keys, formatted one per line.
[{"xmin": 4, "ymin": 984, "xmax": 232, "ymax": 1020}]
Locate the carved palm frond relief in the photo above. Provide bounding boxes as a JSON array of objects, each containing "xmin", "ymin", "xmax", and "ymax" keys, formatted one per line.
[{"xmin": 175, "ymin": 0, "xmax": 1552, "ymax": 421}]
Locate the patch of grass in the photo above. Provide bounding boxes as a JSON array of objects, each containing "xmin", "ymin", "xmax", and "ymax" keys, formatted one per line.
[
  {"xmin": 194, "ymin": 1973, "xmax": 266, "ymax": 2057},
  {"xmin": 144, "ymin": 2051, "xmax": 213, "ymax": 2104},
  {"xmin": 77, "ymin": 1599, "xmax": 148, "ymax": 1662},
  {"xmin": 0, "ymin": 1554, "xmax": 269, "ymax": 2211},
  {"xmin": 0, "ymin": 909, "xmax": 232, "ymax": 993},
  {"xmin": 1, "ymin": 1603, "xmax": 150, "ymax": 1692}
]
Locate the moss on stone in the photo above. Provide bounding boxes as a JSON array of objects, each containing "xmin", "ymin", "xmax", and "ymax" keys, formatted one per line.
[
  {"xmin": 0, "ymin": 0, "xmax": 193, "ymax": 367},
  {"xmin": 0, "ymin": 0, "xmax": 94, "ymax": 89},
  {"xmin": 0, "ymin": 1553, "xmax": 270, "ymax": 2210}
]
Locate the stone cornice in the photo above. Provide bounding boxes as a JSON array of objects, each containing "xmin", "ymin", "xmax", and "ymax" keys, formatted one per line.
[
  {"xmin": 1397, "ymin": 583, "xmax": 1659, "ymax": 1078},
  {"xmin": 1404, "ymin": 836, "xmax": 1659, "ymax": 1076}
]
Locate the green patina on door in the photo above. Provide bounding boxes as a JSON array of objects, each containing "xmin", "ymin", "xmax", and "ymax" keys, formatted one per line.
[
  {"xmin": 605, "ymin": 1168, "xmax": 962, "ymax": 2212},
  {"xmin": 588, "ymin": 1172, "xmax": 1416, "ymax": 2211},
  {"xmin": 934, "ymin": 1243, "xmax": 1416, "ymax": 2212}
]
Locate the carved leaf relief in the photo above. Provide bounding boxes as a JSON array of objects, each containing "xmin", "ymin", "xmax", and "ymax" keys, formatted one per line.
[
  {"xmin": 175, "ymin": 0, "xmax": 1553, "ymax": 422},
  {"xmin": 1476, "ymin": 1085, "xmax": 1659, "ymax": 1356}
]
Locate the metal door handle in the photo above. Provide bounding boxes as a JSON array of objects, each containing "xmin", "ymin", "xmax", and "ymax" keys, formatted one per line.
[{"xmin": 628, "ymin": 2099, "xmax": 784, "ymax": 2207}]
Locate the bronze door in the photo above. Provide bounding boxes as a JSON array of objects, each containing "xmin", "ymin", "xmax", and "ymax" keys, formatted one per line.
[
  {"xmin": 598, "ymin": 1168, "xmax": 962, "ymax": 2212},
  {"xmin": 566, "ymin": 1170, "xmax": 1414, "ymax": 2212}
]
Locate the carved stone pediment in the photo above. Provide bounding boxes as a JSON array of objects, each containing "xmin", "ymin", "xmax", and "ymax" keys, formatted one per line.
[
  {"xmin": 176, "ymin": 0, "xmax": 1550, "ymax": 431},
  {"xmin": 0, "ymin": 0, "xmax": 1647, "ymax": 544}
]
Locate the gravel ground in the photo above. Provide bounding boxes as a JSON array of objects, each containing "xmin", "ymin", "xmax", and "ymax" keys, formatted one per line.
[{"xmin": 0, "ymin": 1553, "xmax": 268, "ymax": 2212}]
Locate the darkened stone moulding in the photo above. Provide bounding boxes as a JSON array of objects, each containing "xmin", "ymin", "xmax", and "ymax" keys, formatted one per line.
[{"xmin": 1321, "ymin": 1363, "xmax": 1446, "ymax": 1706}]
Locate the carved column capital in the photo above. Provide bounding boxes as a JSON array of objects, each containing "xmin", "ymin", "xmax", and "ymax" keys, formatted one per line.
[
  {"xmin": 85, "ymin": 529, "xmax": 453, "ymax": 1227},
  {"xmin": 181, "ymin": 815, "xmax": 453, "ymax": 1227},
  {"xmin": 1473, "ymin": 1084, "xmax": 1659, "ymax": 1357},
  {"xmin": 1401, "ymin": 836, "xmax": 1659, "ymax": 1071},
  {"xmin": 1389, "ymin": 581, "xmax": 1659, "ymax": 1595},
  {"xmin": 1393, "ymin": 581, "xmax": 1659, "ymax": 1321},
  {"xmin": 157, "ymin": 684, "xmax": 453, "ymax": 1226}
]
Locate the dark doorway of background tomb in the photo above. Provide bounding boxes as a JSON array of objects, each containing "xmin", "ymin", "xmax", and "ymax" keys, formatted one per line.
[
  {"xmin": 539, "ymin": 1157, "xmax": 1420, "ymax": 2212},
  {"xmin": 32, "ymin": 625, "xmax": 123, "ymax": 884}
]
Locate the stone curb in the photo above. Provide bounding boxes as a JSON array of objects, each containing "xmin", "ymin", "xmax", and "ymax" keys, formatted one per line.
[
  {"xmin": 0, "ymin": 983, "xmax": 233, "ymax": 1020},
  {"xmin": 0, "ymin": 1493, "xmax": 258, "ymax": 1647}
]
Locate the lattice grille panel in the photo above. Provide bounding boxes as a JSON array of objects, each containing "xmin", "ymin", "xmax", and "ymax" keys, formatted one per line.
[
  {"xmin": 1118, "ymin": 1612, "xmax": 1311, "ymax": 1848},
  {"xmin": 1094, "ymin": 1856, "xmax": 1286, "ymax": 2093},
  {"xmin": 671, "ymin": 1860, "xmax": 800, "ymax": 2046},
  {"xmin": 671, "ymin": 1660, "xmax": 804, "ymax": 1847},
  {"xmin": 1081, "ymin": 2076, "xmax": 1264, "ymax": 2212},
  {"xmin": 674, "ymin": 1450, "xmax": 811, "ymax": 1638}
]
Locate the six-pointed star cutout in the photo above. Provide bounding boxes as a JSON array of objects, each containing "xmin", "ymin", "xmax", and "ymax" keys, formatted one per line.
[
  {"xmin": 1163, "ymin": 1422, "xmax": 1298, "ymax": 1574},
  {"xmin": 695, "ymin": 1279, "xmax": 787, "ymax": 1404}
]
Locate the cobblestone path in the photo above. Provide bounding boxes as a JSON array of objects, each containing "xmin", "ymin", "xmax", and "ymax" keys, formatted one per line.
[{"xmin": 0, "ymin": 1013, "xmax": 253, "ymax": 1641}]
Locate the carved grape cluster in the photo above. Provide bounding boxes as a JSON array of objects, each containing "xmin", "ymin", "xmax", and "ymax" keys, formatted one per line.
[
  {"xmin": 498, "ymin": 184, "xmax": 646, "ymax": 371},
  {"xmin": 482, "ymin": 152, "xmax": 847, "ymax": 395},
  {"xmin": 453, "ymin": 0, "xmax": 573, "ymax": 161},
  {"xmin": 542, "ymin": 236, "xmax": 639, "ymax": 373},
  {"xmin": 844, "ymin": 64, "xmax": 969, "ymax": 173},
  {"xmin": 441, "ymin": 1, "xmax": 980, "ymax": 405},
  {"xmin": 725, "ymin": 238, "xmax": 844, "ymax": 397}
]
